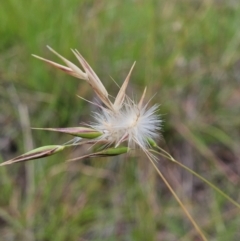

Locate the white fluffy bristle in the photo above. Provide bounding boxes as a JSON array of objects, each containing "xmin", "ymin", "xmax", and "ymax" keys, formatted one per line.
[{"xmin": 91, "ymin": 100, "xmax": 161, "ymax": 149}]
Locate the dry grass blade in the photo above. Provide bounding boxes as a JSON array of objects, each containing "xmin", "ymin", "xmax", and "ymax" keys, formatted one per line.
[
  {"xmin": 138, "ymin": 87, "xmax": 147, "ymax": 109},
  {"xmin": 0, "ymin": 145, "xmax": 65, "ymax": 166},
  {"xmin": 32, "ymin": 127, "xmax": 101, "ymax": 139},
  {"xmin": 46, "ymin": 46, "xmax": 88, "ymax": 79},
  {"xmin": 32, "ymin": 54, "xmax": 75, "ymax": 76},
  {"xmin": 114, "ymin": 62, "xmax": 136, "ymax": 110},
  {"xmin": 72, "ymin": 49, "xmax": 113, "ymax": 110}
]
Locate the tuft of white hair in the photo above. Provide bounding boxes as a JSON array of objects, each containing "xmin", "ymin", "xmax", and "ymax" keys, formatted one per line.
[{"xmin": 90, "ymin": 99, "xmax": 161, "ymax": 150}]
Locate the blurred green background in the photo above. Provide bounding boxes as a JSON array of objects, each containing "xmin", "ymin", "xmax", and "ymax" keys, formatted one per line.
[{"xmin": 1, "ymin": 0, "xmax": 240, "ymax": 240}]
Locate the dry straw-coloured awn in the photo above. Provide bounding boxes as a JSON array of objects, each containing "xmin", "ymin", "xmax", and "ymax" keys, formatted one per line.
[{"xmin": 1, "ymin": 47, "xmax": 240, "ymax": 241}]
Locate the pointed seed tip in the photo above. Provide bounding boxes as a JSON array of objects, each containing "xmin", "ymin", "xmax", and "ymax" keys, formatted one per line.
[
  {"xmin": 71, "ymin": 49, "xmax": 78, "ymax": 55},
  {"xmin": 32, "ymin": 54, "xmax": 43, "ymax": 59},
  {"xmin": 46, "ymin": 45, "xmax": 54, "ymax": 51},
  {"xmin": 130, "ymin": 62, "xmax": 136, "ymax": 70}
]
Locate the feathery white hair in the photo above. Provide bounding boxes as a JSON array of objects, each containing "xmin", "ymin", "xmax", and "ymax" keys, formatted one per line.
[{"xmin": 91, "ymin": 100, "xmax": 161, "ymax": 149}]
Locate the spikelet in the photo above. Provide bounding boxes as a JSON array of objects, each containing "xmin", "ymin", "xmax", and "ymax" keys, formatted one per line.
[{"xmin": 33, "ymin": 47, "xmax": 162, "ymax": 151}]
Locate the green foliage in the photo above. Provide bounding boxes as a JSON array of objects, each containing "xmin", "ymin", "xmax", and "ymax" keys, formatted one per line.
[{"xmin": 1, "ymin": 0, "xmax": 240, "ymax": 240}]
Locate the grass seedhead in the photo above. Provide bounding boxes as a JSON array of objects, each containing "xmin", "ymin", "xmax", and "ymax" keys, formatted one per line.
[
  {"xmin": 32, "ymin": 127, "xmax": 102, "ymax": 139},
  {"xmin": 0, "ymin": 145, "xmax": 65, "ymax": 166},
  {"xmin": 2, "ymin": 46, "xmax": 239, "ymax": 241}
]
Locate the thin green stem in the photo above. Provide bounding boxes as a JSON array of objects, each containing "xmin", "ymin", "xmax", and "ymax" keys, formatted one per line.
[
  {"xmin": 146, "ymin": 152, "xmax": 208, "ymax": 241},
  {"xmin": 151, "ymin": 146, "xmax": 240, "ymax": 210}
]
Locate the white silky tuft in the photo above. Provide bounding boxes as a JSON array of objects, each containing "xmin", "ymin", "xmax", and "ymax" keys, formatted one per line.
[{"xmin": 90, "ymin": 100, "xmax": 161, "ymax": 150}]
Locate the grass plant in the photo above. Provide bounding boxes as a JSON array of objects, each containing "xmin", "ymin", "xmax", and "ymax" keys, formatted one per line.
[{"xmin": 1, "ymin": 1, "xmax": 240, "ymax": 240}]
